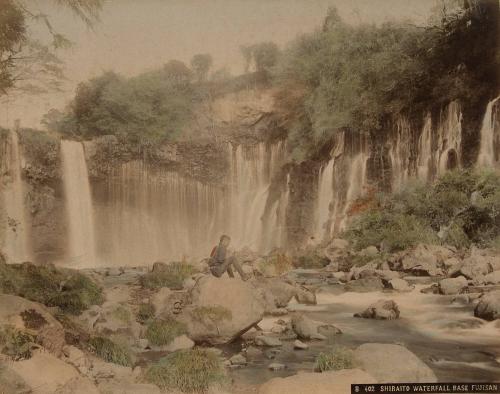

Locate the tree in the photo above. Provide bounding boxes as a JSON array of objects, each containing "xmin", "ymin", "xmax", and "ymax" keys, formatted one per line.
[
  {"xmin": 0, "ymin": 0, "xmax": 103, "ymax": 96},
  {"xmin": 190, "ymin": 53, "xmax": 213, "ymax": 82},
  {"xmin": 163, "ymin": 60, "xmax": 193, "ymax": 85}
]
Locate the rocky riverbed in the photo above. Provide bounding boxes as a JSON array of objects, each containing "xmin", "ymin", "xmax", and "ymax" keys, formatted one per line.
[{"xmin": 1, "ymin": 240, "xmax": 500, "ymax": 393}]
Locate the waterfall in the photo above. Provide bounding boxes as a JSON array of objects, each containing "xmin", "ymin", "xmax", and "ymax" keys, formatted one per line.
[
  {"xmin": 417, "ymin": 114, "xmax": 433, "ymax": 181},
  {"xmin": 477, "ymin": 97, "xmax": 500, "ymax": 168},
  {"xmin": 61, "ymin": 140, "xmax": 97, "ymax": 267},
  {"xmin": 1, "ymin": 130, "xmax": 31, "ymax": 262},
  {"xmin": 436, "ymin": 101, "xmax": 462, "ymax": 175},
  {"xmin": 390, "ymin": 117, "xmax": 412, "ymax": 190},
  {"xmin": 314, "ymin": 159, "xmax": 334, "ymax": 241},
  {"xmin": 228, "ymin": 141, "xmax": 286, "ymax": 252},
  {"xmin": 95, "ymin": 161, "xmax": 224, "ymax": 266}
]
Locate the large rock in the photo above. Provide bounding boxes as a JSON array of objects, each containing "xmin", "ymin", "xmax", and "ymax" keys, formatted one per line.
[
  {"xmin": 291, "ymin": 313, "xmax": 341, "ymax": 340},
  {"xmin": 5, "ymin": 350, "xmax": 99, "ymax": 394},
  {"xmin": 484, "ymin": 271, "xmax": 500, "ymax": 285},
  {"xmin": 0, "ymin": 294, "xmax": 65, "ymax": 356},
  {"xmin": 178, "ymin": 276, "xmax": 265, "ymax": 344},
  {"xmin": 474, "ymin": 290, "xmax": 500, "ymax": 321},
  {"xmin": 353, "ymin": 343, "xmax": 437, "ymax": 383},
  {"xmin": 438, "ymin": 276, "xmax": 468, "ymax": 295},
  {"xmin": 259, "ymin": 369, "xmax": 376, "ymax": 394},
  {"xmin": 450, "ymin": 256, "xmax": 492, "ymax": 282},
  {"xmin": 398, "ymin": 244, "xmax": 447, "ymax": 276},
  {"xmin": 354, "ymin": 300, "xmax": 400, "ymax": 320},
  {"xmin": 388, "ymin": 278, "xmax": 414, "ymax": 292},
  {"xmin": 255, "ymin": 278, "xmax": 316, "ymax": 311}
]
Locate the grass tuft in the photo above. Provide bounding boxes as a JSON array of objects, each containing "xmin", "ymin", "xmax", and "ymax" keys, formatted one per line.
[
  {"xmin": 314, "ymin": 346, "xmax": 355, "ymax": 372},
  {"xmin": 140, "ymin": 262, "xmax": 196, "ymax": 290},
  {"xmin": 145, "ymin": 318, "xmax": 187, "ymax": 347},
  {"xmin": 145, "ymin": 348, "xmax": 227, "ymax": 392},
  {"xmin": 87, "ymin": 336, "xmax": 133, "ymax": 366}
]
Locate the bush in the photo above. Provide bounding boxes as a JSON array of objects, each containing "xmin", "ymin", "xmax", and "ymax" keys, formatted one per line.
[
  {"xmin": 140, "ymin": 262, "xmax": 196, "ymax": 290},
  {"xmin": 145, "ymin": 348, "xmax": 227, "ymax": 392},
  {"xmin": 87, "ymin": 336, "xmax": 133, "ymax": 366},
  {"xmin": 0, "ymin": 263, "xmax": 103, "ymax": 315},
  {"xmin": 314, "ymin": 346, "xmax": 355, "ymax": 372},
  {"xmin": 145, "ymin": 319, "xmax": 187, "ymax": 347},
  {"xmin": 345, "ymin": 170, "xmax": 500, "ymax": 252},
  {"xmin": 137, "ymin": 303, "xmax": 155, "ymax": 324},
  {"xmin": 0, "ymin": 325, "xmax": 36, "ymax": 361}
]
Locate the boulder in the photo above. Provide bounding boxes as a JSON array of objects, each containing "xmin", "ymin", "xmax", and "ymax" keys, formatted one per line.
[
  {"xmin": 438, "ymin": 276, "xmax": 468, "ymax": 295},
  {"xmin": 354, "ymin": 300, "xmax": 400, "ymax": 320},
  {"xmin": 388, "ymin": 278, "xmax": 414, "ymax": 292},
  {"xmin": 6, "ymin": 350, "xmax": 99, "ymax": 394},
  {"xmin": 474, "ymin": 290, "xmax": 500, "ymax": 321},
  {"xmin": 396, "ymin": 244, "xmax": 451, "ymax": 276},
  {"xmin": 353, "ymin": 343, "xmax": 437, "ymax": 383},
  {"xmin": 450, "ymin": 257, "xmax": 492, "ymax": 282},
  {"xmin": 230, "ymin": 353, "xmax": 247, "ymax": 366},
  {"xmin": 164, "ymin": 334, "xmax": 194, "ymax": 352},
  {"xmin": 344, "ymin": 278, "xmax": 384, "ymax": 292},
  {"xmin": 484, "ymin": 271, "xmax": 500, "ymax": 285},
  {"xmin": 0, "ymin": 294, "xmax": 65, "ymax": 356},
  {"xmin": 259, "ymin": 369, "xmax": 376, "ymax": 394},
  {"xmin": 255, "ymin": 335, "xmax": 282, "ymax": 347},
  {"xmin": 291, "ymin": 313, "xmax": 341, "ymax": 340},
  {"xmin": 178, "ymin": 276, "xmax": 265, "ymax": 344},
  {"xmin": 359, "ymin": 246, "xmax": 379, "ymax": 257}
]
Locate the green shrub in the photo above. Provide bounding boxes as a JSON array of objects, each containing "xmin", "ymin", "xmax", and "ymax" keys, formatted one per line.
[
  {"xmin": 314, "ymin": 346, "xmax": 355, "ymax": 372},
  {"xmin": 145, "ymin": 319, "xmax": 187, "ymax": 347},
  {"xmin": 140, "ymin": 262, "xmax": 196, "ymax": 290},
  {"xmin": 0, "ymin": 263, "xmax": 103, "ymax": 315},
  {"xmin": 137, "ymin": 303, "xmax": 156, "ymax": 324},
  {"xmin": 0, "ymin": 326, "xmax": 36, "ymax": 361},
  {"xmin": 88, "ymin": 336, "xmax": 132, "ymax": 366},
  {"xmin": 145, "ymin": 348, "xmax": 227, "ymax": 392}
]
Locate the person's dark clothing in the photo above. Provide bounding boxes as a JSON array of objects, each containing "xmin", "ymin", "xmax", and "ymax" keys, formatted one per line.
[{"xmin": 209, "ymin": 245, "xmax": 246, "ymax": 279}]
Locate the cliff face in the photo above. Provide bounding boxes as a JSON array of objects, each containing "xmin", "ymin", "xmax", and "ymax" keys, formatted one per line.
[{"xmin": 1, "ymin": 85, "xmax": 499, "ymax": 266}]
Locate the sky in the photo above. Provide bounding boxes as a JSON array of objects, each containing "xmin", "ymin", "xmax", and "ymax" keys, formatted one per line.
[{"xmin": 0, "ymin": 0, "xmax": 437, "ymax": 128}]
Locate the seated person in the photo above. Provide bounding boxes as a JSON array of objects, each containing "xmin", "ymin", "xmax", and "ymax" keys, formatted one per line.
[{"xmin": 208, "ymin": 235, "xmax": 249, "ymax": 281}]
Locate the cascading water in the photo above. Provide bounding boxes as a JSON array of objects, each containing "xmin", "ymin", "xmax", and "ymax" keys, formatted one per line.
[
  {"xmin": 390, "ymin": 117, "xmax": 412, "ymax": 190},
  {"xmin": 228, "ymin": 141, "xmax": 286, "ymax": 252},
  {"xmin": 94, "ymin": 161, "xmax": 224, "ymax": 266},
  {"xmin": 61, "ymin": 140, "xmax": 97, "ymax": 267},
  {"xmin": 1, "ymin": 130, "xmax": 31, "ymax": 262},
  {"xmin": 436, "ymin": 101, "xmax": 462, "ymax": 175},
  {"xmin": 340, "ymin": 149, "xmax": 368, "ymax": 231},
  {"xmin": 417, "ymin": 114, "xmax": 433, "ymax": 181},
  {"xmin": 477, "ymin": 96, "xmax": 499, "ymax": 168},
  {"xmin": 314, "ymin": 159, "xmax": 334, "ymax": 241}
]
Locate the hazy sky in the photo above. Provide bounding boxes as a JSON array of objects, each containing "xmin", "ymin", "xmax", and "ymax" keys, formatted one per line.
[{"xmin": 1, "ymin": 0, "xmax": 437, "ymax": 128}]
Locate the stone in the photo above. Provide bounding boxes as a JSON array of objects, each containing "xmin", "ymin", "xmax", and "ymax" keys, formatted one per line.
[
  {"xmin": 354, "ymin": 300, "xmax": 400, "ymax": 320},
  {"xmin": 151, "ymin": 287, "xmax": 173, "ymax": 316},
  {"xmin": 397, "ymin": 244, "xmax": 449, "ymax": 276},
  {"xmin": 245, "ymin": 346, "xmax": 263, "ymax": 358},
  {"xmin": 294, "ymin": 286, "xmax": 317, "ymax": 305},
  {"xmin": 353, "ymin": 343, "xmax": 437, "ymax": 383},
  {"xmin": 178, "ymin": 276, "xmax": 265, "ymax": 344},
  {"xmin": 450, "ymin": 257, "xmax": 492, "ymax": 281},
  {"xmin": 293, "ymin": 339, "xmax": 308, "ymax": 350},
  {"xmin": 388, "ymin": 278, "xmax": 414, "ymax": 292},
  {"xmin": 255, "ymin": 335, "xmax": 282, "ymax": 347},
  {"xmin": 259, "ymin": 369, "xmax": 376, "ymax": 394},
  {"xmin": 62, "ymin": 345, "xmax": 91, "ymax": 374},
  {"xmin": 439, "ymin": 276, "xmax": 468, "ymax": 295},
  {"xmin": 484, "ymin": 271, "xmax": 500, "ymax": 285},
  {"xmin": 474, "ymin": 290, "xmax": 500, "ymax": 321},
  {"xmin": 0, "ymin": 294, "xmax": 65, "ymax": 356},
  {"xmin": 344, "ymin": 278, "xmax": 384, "ymax": 292},
  {"xmin": 291, "ymin": 313, "xmax": 341, "ymax": 340},
  {"xmin": 230, "ymin": 353, "xmax": 247, "ymax": 366},
  {"xmin": 324, "ymin": 239, "xmax": 350, "ymax": 262},
  {"xmin": 268, "ymin": 362, "xmax": 286, "ymax": 371},
  {"xmin": 270, "ymin": 308, "xmax": 288, "ymax": 316},
  {"xmin": 164, "ymin": 334, "xmax": 194, "ymax": 352}
]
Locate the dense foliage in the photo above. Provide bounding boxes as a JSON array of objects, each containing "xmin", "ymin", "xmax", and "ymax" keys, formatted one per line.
[
  {"xmin": 272, "ymin": 2, "xmax": 499, "ymax": 161},
  {"xmin": 345, "ymin": 170, "xmax": 500, "ymax": 252}
]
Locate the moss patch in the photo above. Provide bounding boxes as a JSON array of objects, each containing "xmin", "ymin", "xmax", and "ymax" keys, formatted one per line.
[{"xmin": 0, "ymin": 325, "xmax": 37, "ymax": 361}]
